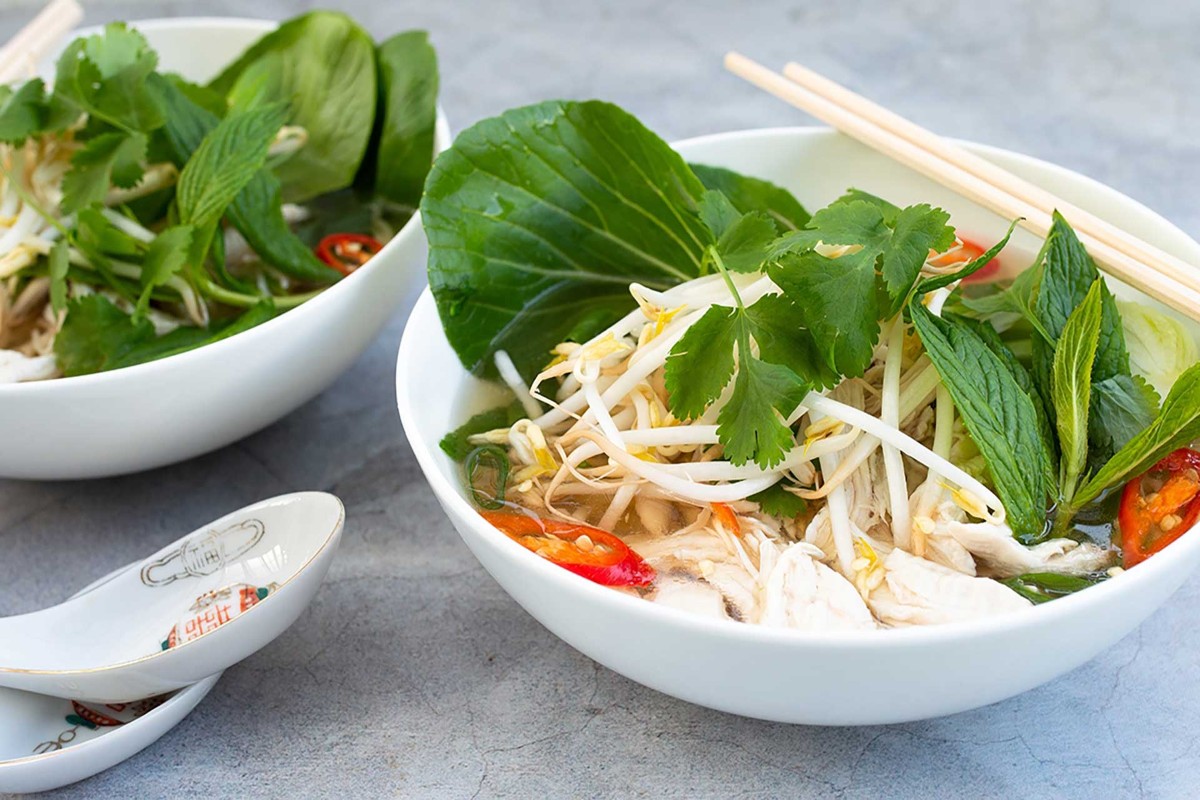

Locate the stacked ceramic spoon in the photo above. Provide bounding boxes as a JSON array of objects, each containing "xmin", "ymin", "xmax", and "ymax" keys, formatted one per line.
[{"xmin": 0, "ymin": 493, "xmax": 345, "ymax": 793}]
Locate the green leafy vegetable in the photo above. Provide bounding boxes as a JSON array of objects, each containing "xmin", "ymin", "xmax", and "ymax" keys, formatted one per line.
[
  {"xmin": 210, "ymin": 11, "xmax": 377, "ymax": 202},
  {"xmin": 697, "ymin": 191, "xmax": 776, "ymax": 273},
  {"xmin": 749, "ymin": 483, "xmax": 808, "ymax": 518},
  {"xmin": 439, "ymin": 400, "xmax": 527, "ymax": 460},
  {"xmin": 175, "ymin": 102, "xmax": 288, "ymax": 234},
  {"xmin": 1052, "ymin": 282, "xmax": 1103, "ymax": 503},
  {"xmin": 1031, "ymin": 212, "xmax": 1155, "ymax": 462},
  {"xmin": 53, "ymin": 23, "xmax": 166, "ymax": 133},
  {"xmin": 155, "ymin": 77, "xmax": 342, "ymax": 285},
  {"xmin": 767, "ymin": 198, "xmax": 955, "ymax": 377},
  {"xmin": 0, "ymin": 80, "xmax": 74, "ymax": 143},
  {"xmin": 1002, "ymin": 572, "xmax": 1106, "ymax": 604},
  {"xmin": 137, "ymin": 225, "xmax": 194, "ymax": 313},
  {"xmin": 1073, "ymin": 362, "xmax": 1200, "ymax": 507},
  {"xmin": 422, "ymin": 100, "xmax": 710, "ymax": 382},
  {"xmin": 366, "ymin": 30, "xmax": 439, "ymax": 207},
  {"xmin": 48, "ymin": 240, "xmax": 69, "ymax": 313},
  {"xmin": 916, "ymin": 218, "xmax": 1020, "ymax": 293},
  {"xmin": 664, "ymin": 264, "xmax": 811, "ymax": 467},
  {"xmin": 54, "ymin": 294, "xmax": 275, "ymax": 376},
  {"xmin": 62, "ymin": 132, "xmax": 147, "ymax": 212},
  {"xmin": 910, "ymin": 301, "xmax": 1049, "ymax": 540},
  {"xmin": 689, "ymin": 163, "xmax": 809, "ymax": 231},
  {"xmin": 1118, "ymin": 299, "xmax": 1199, "ymax": 400}
]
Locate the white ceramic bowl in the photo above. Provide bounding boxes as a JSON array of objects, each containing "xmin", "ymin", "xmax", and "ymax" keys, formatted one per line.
[
  {"xmin": 0, "ymin": 18, "xmax": 450, "ymax": 480},
  {"xmin": 397, "ymin": 127, "xmax": 1200, "ymax": 725}
]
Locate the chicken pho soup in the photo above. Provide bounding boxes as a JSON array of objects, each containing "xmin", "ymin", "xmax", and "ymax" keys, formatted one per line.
[{"xmin": 423, "ymin": 101, "xmax": 1200, "ymax": 631}]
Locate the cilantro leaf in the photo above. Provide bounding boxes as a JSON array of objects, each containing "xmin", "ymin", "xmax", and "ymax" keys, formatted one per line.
[
  {"xmin": 748, "ymin": 483, "xmax": 807, "ymax": 518},
  {"xmin": 768, "ymin": 247, "xmax": 879, "ymax": 377},
  {"xmin": 664, "ymin": 276, "xmax": 811, "ymax": 467},
  {"xmin": 0, "ymin": 80, "xmax": 77, "ymax": 143},
  {"xmin": 717, "ymin": 350, "xmax": 806, "ymax": 467},
  {"xmin": 881, "ymin": 203, "xmax": 955, "ymax": 313},
  {"xmin": 697, "ymin": 191, "xmax": 776, "ymax": 273},
  {"xmin": 55, "ymin": 294, "xmax": 275, "ymax": 376},
  {"xmin": 742, "ymin": 293, "xmax": 840, "ymax": 389},
  {"xmin": 53, "ymin": 24, "xmax": 166, "ymax": 133},
  {"xmin": 76, "ymin": 207, "xmax": 144, "ymax": 258},
  {"xmin": 664, "ymin": 305, "xmax": 739, "ymax": 419},
  {"xmin": 61, "ymin": 132, "xmax": 148, "ymax": 213}
]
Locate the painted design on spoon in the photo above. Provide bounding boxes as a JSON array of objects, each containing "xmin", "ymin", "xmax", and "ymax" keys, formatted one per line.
[
  {"xmin": 33, "ymin": 697, "xmax": 167, "ymax": 754},
  {"xmin": 160, "ymin": 582, "xmax": 279, "ymax": 650},
  {"xmin": 140, "ymin": 519, "xmax": 266, "ymax": 587}
]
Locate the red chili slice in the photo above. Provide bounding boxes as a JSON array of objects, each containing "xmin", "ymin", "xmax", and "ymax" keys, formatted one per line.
[
  {"xmin": 480, "ymin": 511, "xmax": 655, "ymax": 587},
  {"xmin": 315, "ymin": 233, "xmax": 384, "ymax": 276},
  {"xmin": 1118, "ymin": 448, "xmax": 1200, "ymax": 566}
]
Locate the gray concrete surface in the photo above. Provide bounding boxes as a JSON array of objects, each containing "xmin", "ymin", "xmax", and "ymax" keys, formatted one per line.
[{"xmin": 1, "ymin": 0, "xmax": 1197, "ymax": 796}]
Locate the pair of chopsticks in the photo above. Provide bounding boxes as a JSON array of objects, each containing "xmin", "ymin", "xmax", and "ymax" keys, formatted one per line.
[
  {"xmin": 0, "ymin": 0, "xmax": 83, "ymax": 85},
  {"xmin": 725, "ymin": 52, "xmax": 1200, "ymax": 323}
]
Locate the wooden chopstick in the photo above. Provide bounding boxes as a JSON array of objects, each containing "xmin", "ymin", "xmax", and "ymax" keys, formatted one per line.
[
  {"xmin": 724, "ymin": 52, "xmax": 1200, "ymax": 322},
  {"xmin": 780, "ymin": 61, "xmax": 1200, "ymax": 299},
  {"xmin": 0, "ymin": 0, "xmax": 83, "ymax": 85}
]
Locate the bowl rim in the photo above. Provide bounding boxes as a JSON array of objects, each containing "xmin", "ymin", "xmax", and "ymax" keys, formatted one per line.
[
  {"xmin": 0, "ymin": 16, "xmax": 450, "ymax": 396},
  {"xmin": 398, "ymin": 124, "xmax": 1200, "ymax": 648}
]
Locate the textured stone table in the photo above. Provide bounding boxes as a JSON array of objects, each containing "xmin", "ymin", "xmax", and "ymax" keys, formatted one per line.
[{"xmin": 1, "ymin": 0, "xmax": 1196, "ymax": 796}]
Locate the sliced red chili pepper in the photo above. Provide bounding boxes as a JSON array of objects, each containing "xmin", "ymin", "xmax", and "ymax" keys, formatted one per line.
[
  {"xmin": 481, "ymin": 511, "xmax": 655, "ymax": 587},
  {"xmin": 315, "ymin": 233, "xmax": 384, "ymax": 276},
  {"xmin": 1118, "ymin": 448, "xmax": 1200, "ymax": 566},
  {"xmin": 711, "ymin": 502, "xmax": 742, "ymax": 536}
]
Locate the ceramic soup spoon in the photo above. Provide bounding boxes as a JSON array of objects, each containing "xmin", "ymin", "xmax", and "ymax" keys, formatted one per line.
[
  {"xmin": 0, "ymin": 560, "xmax": 221, "ymax": 794},
  {"xmin": 0, "ymin": 492, "xmax": 343, "ymax": 702}
]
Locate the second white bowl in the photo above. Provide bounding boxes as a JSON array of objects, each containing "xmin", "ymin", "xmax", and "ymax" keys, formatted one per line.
[{"xmin": 0, "ymin": 17, "xmax": 450, "ymax": 480}]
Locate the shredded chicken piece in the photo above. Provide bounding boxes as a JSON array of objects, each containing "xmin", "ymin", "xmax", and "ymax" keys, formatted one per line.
[
  {"xmin": 760, "ymin": 542, "xmax": 878, "ymax": 631},
  {"xmin": 868, "ymin": 549, "xmax": 1031, "ymax": 626},
  {"xmin": 940, "ymin": 520, "xmax": 1115, "ymax": 578}
]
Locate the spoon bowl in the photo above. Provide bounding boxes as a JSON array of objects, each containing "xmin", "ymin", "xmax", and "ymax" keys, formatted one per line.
[{"xmin": 0, "ymin": 492, "xmax": 343, "ymax": 702}]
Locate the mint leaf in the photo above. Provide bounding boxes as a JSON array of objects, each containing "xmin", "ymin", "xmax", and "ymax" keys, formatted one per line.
[
  {"xmin": 1052, "ymin": 282, "xmax": 1103, "ymax": 501},
  {"xmin": 176, "ymin": 102, "xmax": 288, "ymax": 234},
  {"xmin": 1074, "ymin": 362, "xmax": 1200, "ymax": 507},
  {"xmin": 1032, "ymin": 212, "xmax": 1155, "ymax": 461},
  {"xmin": 1089, "ymin": 374, "xmax": 1161, "ymax": 472},
  {"xmin": 664, "ymin": 305, "xmax": 739, "ymax": 419},
  {"xmin": 690, "ymin": 163, "xmax": 810, "ymax": 231},
  {"xmin": 422, "ymin": 100, "xmax": 711, "ymax": 383},
  {"xmin": 48, "ymin": 240, "xmax": 69, "ymax": 314},
  {"xmin": 911, "ymin": 301, "xmax": 1050, "ymax": 541},
  {"xmin": 137, "ymin": 225, "xmax": 194, "ymax": 313},
  {"xmin": 154, "ymin": 76, "xmax": 340, "ymax": 285},
  {"xmin": 961, "ymin": 259, "xmax": 1051, "ymax": 340},
  {"xmin": 61, "ymin": 132, "xmax": 148, "ymax": 213}
]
